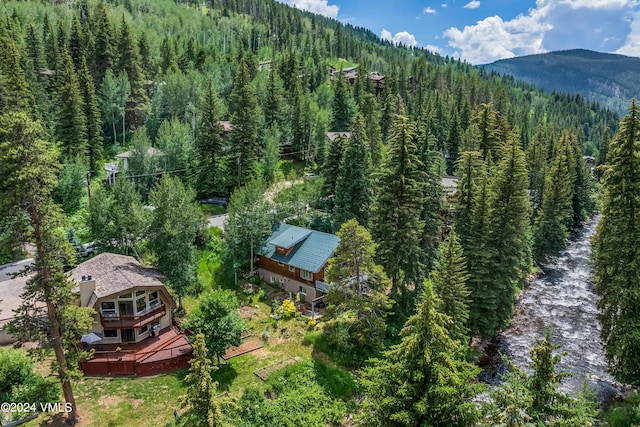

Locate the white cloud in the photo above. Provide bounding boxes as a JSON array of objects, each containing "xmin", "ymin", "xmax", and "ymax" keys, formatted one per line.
[
  {"xmin": 441, "ymin": 3, "xmax": 448, "ymax": 8},
  {"xmin": 616, "ymin": 11, "xmax": 640, "ymax": 56},
  {"xmin": 443, "ymin": 0, "xmax": 639, "ymax": 64},
  {"xmin": 426, "ymin": 44, "xmax": 442, "ymax": 53},
  {"xmin": 424, "ymin": 6, "xmax": 437, "ymax": 14},
  {"xmin": 394, "ymin": 31, "xmax": 419, "ymax": 47},
  {"xmin": 558, "ymin": 0, "xmax": 638, "ymax": 9},
  {"xmin": 278, "ymin": 0, "xmax": 339, "ymax": 19},
  {"xmin": 380, "ymin": 29, "xmax": 419, "ymax": 47},
  {"xmin": 464, "ymin": 1, "xmax": 481, "ymax": 9}
]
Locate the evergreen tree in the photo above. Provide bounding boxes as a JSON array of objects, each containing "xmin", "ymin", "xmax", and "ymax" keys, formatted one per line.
[
  {"xmin": 485, "ymin": 134, "xmax": 532, "ymax": 335},
  {"xmin": 334, "ymin": 114, "xmax": 372, "ymax": 227},
  {"xmin": 330, "ymin": 73, "xmax": 353, "ymax": 131},
  {"xmin": 115, "ymin": 15, "xmax": 149, "ymax": 128},
  {"xmin": 0, "ymin": 38, "xmax": 34, "ymax": 115},
  {"xmin": 322, "ymin": 133, "xmax": 346, "ymax": 198},
  {"xmin": 180, "ymin": 333, "xmax": 224, "ymax": 427},
  {"xmin": 418, "ymin": 132, "xmax": 443, "ymax": 273},
  {"xmin": 360, "ymin": 93, "xmax": 383, "ymax": 168},
  {"xmin": 430, "ymin": 229, "xmax": 471, "ymax": 344},
  {"xmin": 55, "ymin": 46, "xmax": 87, "ymax": 160},
  {"xmin": 446, "ymin": 109, "xmax": 461, "ymax": 175},
  {"xmin": 69, "ymin": 14, "xmax": 85, "ymax": 72},
  {"xmin": 454, "ymin": 151, "xmax": 483, "ymax": 250},
  {"xmin": 78, "ymin": 56, "xmax": 103, "ymax": 174},
  {"xmin": 358, "ymin": 281, "xmax": 483, "ymax": 426},
  {"xmin": 194, "ymin": 79, "xmax": 224, "ymax": 198},
  {"xmin": 229, "ymin": 58, "xmax": 261, "ymax": 189},
  {"xmin": 483, "ymin": 333, "xmax": 599, "ymax": 426},
  {"xmin": 533, "ymin": 132, "xmax": 575, "ymax": 262},
  {"xmin": 0, "ymin": 112, "xmax": 89, "ymax": 424},
  {"xmin": 264, "ymin": 66, "xmax": 284, "ymax": 129},
  {"xmin": 92, "ymin": 1, "xmax": 112, "ymax": 84},
  {"xmin": 371, "ymin": 114, "xmax": 425, "ymax": 301},
  {"xmin": 592, "ymin": 99, "xmax": 640, "ymax": 384},
  {"xmin": 465, "ymin": 161, "xmax": 498, "ymax": 337},
  {"xmin": 25, "ymin": 23, "xmax": 46, "ymax": 76},
  {"xmin": 324, "ymin": 219, "xmax": 392, "ymax": 359}
]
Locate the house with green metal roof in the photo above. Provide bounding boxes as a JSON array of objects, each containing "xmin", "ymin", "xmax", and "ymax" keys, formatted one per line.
[{"xmin": 257, "ymin": 224, "xmax": 340, "ymax": 302}]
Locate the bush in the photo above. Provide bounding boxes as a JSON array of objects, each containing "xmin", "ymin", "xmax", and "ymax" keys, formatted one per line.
[
  {"xmin": 605, "ymin": 392, "xmax": 640, "ymax": 427},
  {"xmin": 281, "ymin": 299, "xmax": 296, "ymax": 318}
]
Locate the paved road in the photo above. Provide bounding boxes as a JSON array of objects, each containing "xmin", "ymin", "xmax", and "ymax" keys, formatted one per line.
[
  {"xmin": 0, "ymin": 258, "xmax": 34, "ymax": 282},
  {"xmin": 207, "ymin": 214, "xmax": 229, "ymax": 230}
]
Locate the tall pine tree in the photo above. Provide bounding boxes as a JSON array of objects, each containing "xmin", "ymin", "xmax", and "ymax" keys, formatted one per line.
[
  {"xmin": 334, "ymin": 114, "xmax": 372, "ymax": 227},
  {"xmin": 371, "ymin": 114, "xmax": 425, "ymax": 302},
  {"xmin": 592, "ymin": 99, "xmax": 640, "ymax": 384},
  {"xmin": 229, "ymin": 57, "xmax": 261, "ymax": 189}
]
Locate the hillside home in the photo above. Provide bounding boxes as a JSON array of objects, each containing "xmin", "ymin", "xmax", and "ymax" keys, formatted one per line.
[
  {"xmin": 104, "ymin": 147, "xmax": 164, "ymax": 185},
  {"xmin": 71, "ymin": 253, "xmax": 191, "ymax": 376},
  {"xmin": 257, "ymin": 224, "xmax": 340, "ymax": 302}
]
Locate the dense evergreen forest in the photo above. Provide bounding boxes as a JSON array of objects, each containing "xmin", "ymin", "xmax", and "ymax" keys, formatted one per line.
[{"xmin": 0, "ymin": 0, "xmax": 635, "ymax": 425}]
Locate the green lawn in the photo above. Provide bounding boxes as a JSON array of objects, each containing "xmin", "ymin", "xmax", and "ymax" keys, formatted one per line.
[{"xmin": 26, "ymin": 296, "xmax": 351, "ymax": 426}]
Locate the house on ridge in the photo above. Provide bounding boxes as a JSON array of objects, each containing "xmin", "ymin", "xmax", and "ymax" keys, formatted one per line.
[
  {"xmin": 257, "ymin": 224, "xmax": 340, "ymax": 302},
  {"xmin": 71, "ymin": 253, "xmax": 192, "ymax": 376}
]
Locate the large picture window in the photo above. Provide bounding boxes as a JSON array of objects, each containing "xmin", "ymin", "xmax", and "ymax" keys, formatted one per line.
[
  {"xmin": 136, "ymin": 292, "xmax": 147, "ymax": 314},
  {"xmin": 148, "ymin": 291, "xmax": 160, "ymax": 308},
  {"xmin": 104, "ymin": 329, "xmax": 118, "ymax": 338},
  {"xmin": 101, "ymin": 301, "xmax": 116, "ymax": 317}
]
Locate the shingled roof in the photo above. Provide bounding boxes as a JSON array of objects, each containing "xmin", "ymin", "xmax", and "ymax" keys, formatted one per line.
[
  {"xmin": 71, "ymin": 253, "xmax": 173, "ymax": 308},
  {"xmin": 259, "ymin": 224, "xmax": 340, "ymax": 273}
]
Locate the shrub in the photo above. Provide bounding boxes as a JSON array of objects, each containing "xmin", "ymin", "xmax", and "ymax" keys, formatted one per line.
[{"xmin": 281, "ymin": 299, "xmax": 296, "ymax": 318}]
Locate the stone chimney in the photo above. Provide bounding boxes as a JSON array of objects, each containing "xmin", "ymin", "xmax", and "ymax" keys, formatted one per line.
[{"xmin": 79, "ymin": 275, "xmax": 96, "ymax": 307}]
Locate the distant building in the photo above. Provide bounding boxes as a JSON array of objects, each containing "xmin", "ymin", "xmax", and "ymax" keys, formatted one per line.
[
  {"xmin": 326, "ymin": 131, "xmax": 352, "ymax": 141},
  {"xmin": 104, "ymin": 147, "xmax": 164, "ymax": 185}
]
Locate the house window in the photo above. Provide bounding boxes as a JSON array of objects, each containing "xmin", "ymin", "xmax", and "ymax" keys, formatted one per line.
[
  {"xmin": 298, "ymin": 286, "xmax": 307, "ymax": 294},
  {"xmin": 148, "ymin": 291, "xmax": 159, "ymax": 308},
  {"xmin": 101, "ymin": 301, "xmax": 116, "ymax": 317},
  {"xmin": 136, "ymin": 292, "xmax": 147, "ymax": 314},
  {"xmin": 270, "ymin": 276, "xmax": 276, "ymax": 283},
  {"xmin": 289, "ymin": 265, "xmax": 295, "ymax": 272},
  {"xmin": 301, "ymin": 269, "xmax": 313, "ymax": 281},
  {"xmin": 104, "ymin": 329, "xmax": 118, "ymax": 338},
  {"xmin": 278, "ymin": 261, "xmax": 284, "ymax": 266},
  {"xmin": 119, "ymin": 293, "xmax": 132, "ymax": 300},
  {"xmin": 140, "ymin": 325, "xmax": 149, "ymax": 334}
]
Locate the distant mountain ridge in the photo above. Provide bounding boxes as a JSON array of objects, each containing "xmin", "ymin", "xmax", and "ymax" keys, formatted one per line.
[{"xmin": 482, "ymin": 49, "xmax": 640, "ymax": 114}]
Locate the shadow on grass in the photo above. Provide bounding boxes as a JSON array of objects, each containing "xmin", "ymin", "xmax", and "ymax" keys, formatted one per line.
[{"xmin": 211, "ymin": 363, "xmax": 238, "ymax": 392}]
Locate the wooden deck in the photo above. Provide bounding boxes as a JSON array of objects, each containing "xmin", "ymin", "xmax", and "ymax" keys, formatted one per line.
[{"xmin": 80, "ymin": 326, "xmax": 192, "ymax": 376}]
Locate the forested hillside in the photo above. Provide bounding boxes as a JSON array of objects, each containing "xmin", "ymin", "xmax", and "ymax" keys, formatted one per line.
[
  {"xmin": 483, "ymin": 49, "xmax": 640, "ymax": 114},
  {"xmin": 0, "ymin": 0, "xmax": 630, "ymax": 425}
]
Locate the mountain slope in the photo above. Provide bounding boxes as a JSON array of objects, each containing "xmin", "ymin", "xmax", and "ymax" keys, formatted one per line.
[{"xmin": 483, "ymin": 49, "xmax": 640, "ymax": 114}]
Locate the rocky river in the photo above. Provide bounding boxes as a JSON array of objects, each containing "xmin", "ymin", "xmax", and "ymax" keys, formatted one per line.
[{"xmin": 479, "ymin": 216, "xmax": 622, "ymax": 404}]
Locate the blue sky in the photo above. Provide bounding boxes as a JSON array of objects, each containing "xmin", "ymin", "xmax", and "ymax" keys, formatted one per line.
[{"xmin": 278, "ymin": 0, "xmax": 640, "ymax": 64}]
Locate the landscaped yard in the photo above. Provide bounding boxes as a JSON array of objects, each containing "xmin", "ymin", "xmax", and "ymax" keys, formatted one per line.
[{"xmin": 24, "ymin": 293, "xmax": 352, "ymax": 427}]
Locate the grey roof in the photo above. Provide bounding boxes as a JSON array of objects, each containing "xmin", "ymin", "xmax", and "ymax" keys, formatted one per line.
[
  {"xmin": 269, "ymin": 227, "xmax": 312, "ymax": 249},
  {"xmin": 259, "ymin": 224, "xmax": 340, "ymax": 273},
  {"xmin": 70, "ymin": 253, "xmax": 173, "ymax": 308}
]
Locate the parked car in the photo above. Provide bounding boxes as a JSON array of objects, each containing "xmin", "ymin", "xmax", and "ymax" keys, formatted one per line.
[
  {"xmin": 199, "ymin": 197, "xmax": 228, "ymax": 209},
  {"xmin": 79, "ymin": 242, "xmax": 98, "ymax": 258}
]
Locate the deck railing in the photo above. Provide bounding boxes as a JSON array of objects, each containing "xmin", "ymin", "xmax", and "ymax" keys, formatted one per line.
[
  {"xmin": 315, "ymin": 280, "xmax": 331, "ymax": 293},
  {"xmin": 100, "ymin": 304, "xmax": 166, "ymax": 329}
]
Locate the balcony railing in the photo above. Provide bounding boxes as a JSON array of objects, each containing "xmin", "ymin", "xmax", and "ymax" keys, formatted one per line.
[
  {"xmin": 315, "ymin": 280, "xmax": 331, "ymax": 293},
  {"xmin": 100, "ymin": 304, "xmax": 166, "ymax": 329}
]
